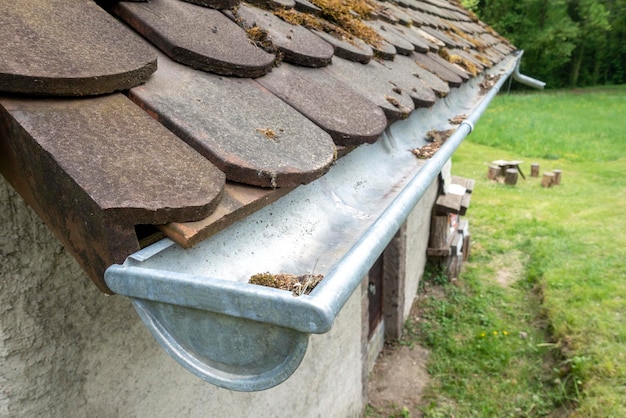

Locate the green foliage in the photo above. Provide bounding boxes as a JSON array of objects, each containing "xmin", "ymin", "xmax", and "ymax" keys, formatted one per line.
[{"xmin": 473, "ymin": 0, "xmax": 626, "ymax": 87}]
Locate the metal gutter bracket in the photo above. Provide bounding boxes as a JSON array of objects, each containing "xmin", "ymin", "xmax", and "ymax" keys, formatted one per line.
[{"xmin": 105, "ymin": 53, "xmax": 528, "ymax": 392}]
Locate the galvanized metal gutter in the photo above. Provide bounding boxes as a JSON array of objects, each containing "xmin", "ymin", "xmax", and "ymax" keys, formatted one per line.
[
  {"xmin": 512, "ymin": 51, "xmax": 547, "ymax": 89},
  {"xmin": 105, "ymin": 51, "xmax": 542, "ymax": 392}
]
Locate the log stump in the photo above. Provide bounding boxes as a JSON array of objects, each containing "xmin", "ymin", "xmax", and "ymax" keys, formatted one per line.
[
  {"xmin": 542, "ymin": 172, "xmax": 554, "ymax": 187},
  {"xmin": 487, "ymin": 165, "xmax": 500, "ymax": 180},
  {"xmin": 553, "ymin": 169, "xmax": 562, "ymax": 185},
  {"xmin": 429, "ymin": 215, "xmax": 449, "ymax": 248},
  {"xmin": 530, "ymin": 163, "xmax": 540, "ymax": 177},
  {"xmin": 504, "ymin": 168, "xmax": 518, "ymax": 185}
]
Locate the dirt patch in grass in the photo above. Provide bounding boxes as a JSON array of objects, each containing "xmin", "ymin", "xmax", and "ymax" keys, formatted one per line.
[
  {"xmin": 491, "ymin": 250, "xmax": 527, "ymax": 287},
  {"xmin": 367, "ymin": 342, "xmax": 430, "ymax": 417},
  {"xmin": 367, "ymin": 295, "xmax": 432, "ymax": 417}
]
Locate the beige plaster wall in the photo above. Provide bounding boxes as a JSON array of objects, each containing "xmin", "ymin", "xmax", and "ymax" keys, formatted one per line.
[
  {"xmin": 403, "ymin": 178, "xmax": 439, "ymax": 320},
  {"xmin": 0, "ymin": 177, "xmax": 364, "ymax": 417}
]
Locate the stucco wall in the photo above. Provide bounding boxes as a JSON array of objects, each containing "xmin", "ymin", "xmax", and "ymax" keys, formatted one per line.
[
  {"xmin": 0, "ymin": 177, "xmax": 364, "ymax": 417},
  {"xmin": 403, "ymin": 178, "xmax": 439, "ymax": 319}
]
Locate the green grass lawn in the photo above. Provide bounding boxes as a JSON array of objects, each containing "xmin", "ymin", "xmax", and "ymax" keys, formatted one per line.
[{"xmin": 414, "ymin": 85, "xmax": 626, "ymax": 417}]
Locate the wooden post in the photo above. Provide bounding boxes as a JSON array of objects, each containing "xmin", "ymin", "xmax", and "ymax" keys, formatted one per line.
[
  {"xmin": 487, "ymin": 165, "xmax": 500, "ymax": 180},
  {"xmin": 553, "ymin": 169, "xmax": 562, "ymax": 185},
  {"xmin": 429, "ymin": 215, "xmax": 449, "ymax": 248},
  {"xmin": 530, "ymin": 163, "xmax": 540, "ymax": 177},
  {"xmin": 541, "ymin": 172, "xmax": 554, "ymax": 187},
  {"xmin": 504, "ymin": 168, "xmax": 518, "ymax": 185}
]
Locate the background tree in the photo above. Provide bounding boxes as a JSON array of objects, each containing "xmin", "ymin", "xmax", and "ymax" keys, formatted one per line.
[{"xmin": 463, "ymin": 0, "xmax": 626, "ymax": 88}]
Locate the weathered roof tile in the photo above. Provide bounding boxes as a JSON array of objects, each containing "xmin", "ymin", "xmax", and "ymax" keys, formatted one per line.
[
  {"xmin": 0, "ymin": 0, "xmax": 518, "ymax": 288},
  {"xmin": 322, "ymin": 57, "xmax": 415, "ymax": 122},
  {"xmin": 0, "ymin": 93, "xmax": 225, "ymax": 291},
  {"xmin": 129, "ymin": 51, "xmax": 336, "ymax": 187},
  {"xmin": 313, "ymin": 30, "xmax": 373, "ymax": 64},
  {"xmin": 0, "ymin": 0, "xmax": 156, "ymax": 96},
  {"xmin": 111, "ymin": 0, "xmax": 275, "ymax": 78},
  {"xmin": 257, "ymin": 63, "xmax": 387, "ymax": 145},
  {"xmin": 236, "ymin": 4, "xmax": 335, "ymax": 67}
]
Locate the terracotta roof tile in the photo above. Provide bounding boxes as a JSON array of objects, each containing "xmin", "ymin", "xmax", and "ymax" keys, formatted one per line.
[
  {"xmin": 0, "ymin": 0, "xmax": 517, "ymax": 290},
  {"xmin": 129, "ymin": 50, "xmax": 336, "ymax": 187},
  {"xmin": 257, "ymin": 63, "xmax": 387, "ymax": 145},
  {"xmin": 0, "ymin": 0, "xmax": 156, "ymax": 96},
  {"xmin": 236, "ymin": 3, "xmax": 334, "ymax": 67},
  {"xmin": 111, "ymin": 0, "xmax": 275, "ymax": 77}
]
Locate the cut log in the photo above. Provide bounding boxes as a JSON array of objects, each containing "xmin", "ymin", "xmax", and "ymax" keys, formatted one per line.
[
  {"xmin": 553, "ymin": 169, "xmax": 562, "ymax": 185},
  {"xmin": 530, "ymin": 163, "xmax": 540, "ymax": 177},
  {"xmin": 487, "ymin": 165, "xmax": 500, "ymax": 180},
  {"xmin": 542, "ymin": 172, "xmax": 554, "ymax": 187},
  {"xmin": 429, "ymin": 215, "xmax": 449, "ymax": 248},
  {"xmin": 504, "ymin": 168, "xmax": 518, "ymax": 185}
]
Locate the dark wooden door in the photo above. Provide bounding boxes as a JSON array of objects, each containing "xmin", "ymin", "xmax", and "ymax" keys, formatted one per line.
[{"xmin": 368, "ymin": 254, "xmax": 384, "ymax": 339}]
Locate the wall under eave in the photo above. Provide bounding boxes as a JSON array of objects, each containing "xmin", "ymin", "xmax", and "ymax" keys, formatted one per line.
[
  {"xmin": 404, "ymin": 178, "xmax": 440, "ymax": 320},
  {"xmin": 0, "ymin": 176, "xmax": 365, "ymax": 417}
]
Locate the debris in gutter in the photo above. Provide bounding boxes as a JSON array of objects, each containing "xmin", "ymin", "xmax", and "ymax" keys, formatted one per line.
[
  {"xmin": 426, "ymin": 128, "xmax": 455, "ymax": 143},
  {"xmin": 411, "ymin": 128, "xmax": 456, "ymax": 159},
  {"xmin": 249, "ymin": 272, "xmax": 324, "ymax": 296},
  {"xmin": 479, "ymin": 73, "xmax": 501, "ymax": 93},
  {"xmin": 448, "ymin": 114, "xmax": 467, "ymax": 125}
]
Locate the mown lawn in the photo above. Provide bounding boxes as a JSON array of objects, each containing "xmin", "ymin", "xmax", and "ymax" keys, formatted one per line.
[{"xmin": 415, "ymin": 86, "xmax": 626, "ymax": 417}]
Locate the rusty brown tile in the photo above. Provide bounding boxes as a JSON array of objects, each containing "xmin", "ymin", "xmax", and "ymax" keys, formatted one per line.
[
  {"xmin": 380, "ymin": 55, "xmax": 439, "ymax": 106},
  {"xmin": 413, "ymin": 26, "xmax": 445, "ymax": 50},
  {"xmin": 378, "ymin": 3, "xmax": 414, "ymax": 26},
  {"xmin": 295, "ymin": 0, "xmax": 322, "ymax": 15},
  {"xmin": 257, "ymin": 63, "xmax": 387, "ymax": 145},
  {"xmin": 129, "ymin": 51, "xmax": 336, "ymax": 188},
  {"xmin": 372, "ymin": 40, "xmax": 398, "ymax": 61},
  {"xmin": 420, "ymin": 25, "xmax": 461, "ymax": 48},
  {"xmin": 0, "ymin": 0, "xmax": 156, "ymax": 96},
  {"xmin": 365, "ymin": 22, "xmax": 414, "ymax": 56},
  {"xmin": 247, "ymin": 0, "xmax": 296, "ymax": 8},
  {"xmin": 181, "ymin": 0, "xmax": 241, "ymax": 9},
  {"xmin": 159, "ymin": 182, "xmax": 294, "ymax": 248},
  {"xmin": 0, "ymin": 94, "xmax": 225, "ymax": 291},
  {"xmin": 236, "ymin": 4, "xmax": 334, "ymax": 67},
  {"xmin": 322, "ymin": 57, "xmax": 415, "ymax": 123},
  {"xmin": 384, "ymin": 22, "xmax": 431, "ymax": 54},
  {"xmin": 427, "ymin": 51, "xmax": 470, "ymax": 81},
  {"xmin": 413, "ymin": 52, "xmax": 463, "ymax": 87},
  {"xmin": 112, "ymin": 0, "xmax": 275, "ymax": 78},
  {"xmin": 313, "ymin": 30, "xmax": 373, "ymax": 64},
  {"xmin": 404, "ymin": 55, "xmax": 451, "ymax": 97}
]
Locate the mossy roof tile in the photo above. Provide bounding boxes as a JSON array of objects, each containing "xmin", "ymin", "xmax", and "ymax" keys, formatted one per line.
[{"xmin": 0, "ymin": 0, "xmax": 516, "ymax": 288}]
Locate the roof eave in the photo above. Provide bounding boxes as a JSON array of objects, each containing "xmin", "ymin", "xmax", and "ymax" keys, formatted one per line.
[{"xmin": 104, "ymin": 51, "xmax": 525, "ymax": 392}]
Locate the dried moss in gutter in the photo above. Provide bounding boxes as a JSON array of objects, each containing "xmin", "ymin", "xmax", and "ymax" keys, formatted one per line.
[
  {"xmin": 411, "ymin": 128, "xmax": 456, "ymax": 159},
  {"xmin": 249, "ymin": 272, "xmax": 324, "ymax": 296},
  {"xmin": 479, "ymin": 73, "xmax": 501, "ymax": 94}
]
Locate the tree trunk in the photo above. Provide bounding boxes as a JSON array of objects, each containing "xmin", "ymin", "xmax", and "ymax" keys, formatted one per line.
[{"xmin": 570, "ymin": 42, "xmax": 585, "ymax": 87}]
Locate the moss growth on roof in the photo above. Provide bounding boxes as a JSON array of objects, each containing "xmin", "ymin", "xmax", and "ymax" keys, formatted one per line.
[
  {"xmin": 306, "ymin": 0, "xmax": 383, "ymax": 47},
  {"xmin": 439, "ymin": 48, "xmax": 478, "ymax": 76}
]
